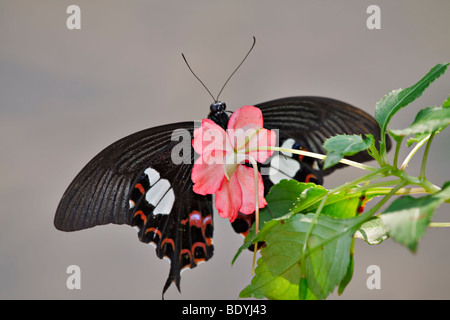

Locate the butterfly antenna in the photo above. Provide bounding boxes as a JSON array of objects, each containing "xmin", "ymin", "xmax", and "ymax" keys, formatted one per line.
[
  {"xmin": 215, "ymin": 36, "xmax": 256, "ymax": 101},
  {"xmin": 182, "ymin": 53, "xmax": 216, "ymax": 103}
]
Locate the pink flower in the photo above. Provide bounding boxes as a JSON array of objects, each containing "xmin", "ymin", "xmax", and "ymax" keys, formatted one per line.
[{"xmin": 191, "ymin": 105, "xmax": 277, "ymax": 222}]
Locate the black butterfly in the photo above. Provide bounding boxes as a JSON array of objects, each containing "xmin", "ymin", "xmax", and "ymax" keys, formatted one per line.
[
  {"xmin": 54, "ymin": 94, "xmax": 389, "ymax": 296},
  {"xmin": 54, "ymin": 37, "xmax": 390, "ymax": 297}
]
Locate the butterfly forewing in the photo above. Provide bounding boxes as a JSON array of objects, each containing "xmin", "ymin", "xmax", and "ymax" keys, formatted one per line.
[
  {"xmin": 256, "ymin": 96, "xmax": 390, "ymax": 175},
  {"xmin": 55, "ymin": 122, "xmax": 193, "ymax": 230}
]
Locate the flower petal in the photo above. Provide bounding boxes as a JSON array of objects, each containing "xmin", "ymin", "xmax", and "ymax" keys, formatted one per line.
[
  {"xmin": 227, "ymin": 106, "xmax": 277, "ymax": 162},
  {"xmin": 215, "ymin": 173, "xmax": 242, "ymax": 222},
  {"xmin": 191, "ymin": 153, "xmax": 226, "ymax": 195},
  {"xmin": 247, "ymin": 127, "xmax": 277, "ymax": 163},
  {"xmin": 235, "ymin": 165, "xmax": 267, "ymax": 215},
  {"xmin": 193, "ymin": 119, "xmax": 232, "ymax": 160},
  {"xmin": 227, "ymin": 106, "xmax": 264, "ymax": 150},
  {"xmin": 228, "ymin": 105, "xmax": 264, "ymax": 132}
]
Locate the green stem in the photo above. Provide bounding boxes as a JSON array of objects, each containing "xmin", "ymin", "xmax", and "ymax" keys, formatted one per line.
[
  {"xmin": 295, "ymin": 167, "xmax": 391, "ymax": 213},
  {"xmin": 317, "ymin": 185, "xmax": 429, "ymax": 210},
  {"xmin": 374, "ymin": 186, "xmax": 429, "ymax": 196},
  {"xmin": 419, "ymin": 179, "xmax": 441, "ymax": 194},
  {"xmin": 420, "ymin": 132, "xmax": 435, "ymax": 180},
  {"xmin": 429, "ymin": 222, "xmax": 450, "ymax": 228},
  {"xmin": 379, "ymin": 138, "xmax": 390, "ymax": 167},
  {"xmin": 349, "ymin": 179, "xmax": 403, "ymax": 192},
  {"xmin": 390, "ymin": 169, "xmax": 441, "ymax": 194},
  {"xmin": 400, "ymin": 133, "xmax": 431, "ymax": 170},
  {"xmin": 248, "ymin": 155, "xmax": 260, "ymax": 275},
  {"xmin": 393, "ymin": 137, "xmax": 404, "ymax": 169},
  {"xmin": 327, "ymin": 166, "xmax": 391, "ymax": 195},
  {"xmin": 247, "ymin": 146, "xmax": 377, "ymax": 172},
  {"xmin": 359, "ymin": 182, "xmax": 408, "ymax": 220},
  {"xmin": 346, "ymin": 178, "xmax": 430, "ymax": 196},
  {"xmin": 247, "ymin": 156, "xmax": 260, "ymax": 235},
  {"xmin": 368, "ymin": 143, "xmax": 382, "ymax": 166}
]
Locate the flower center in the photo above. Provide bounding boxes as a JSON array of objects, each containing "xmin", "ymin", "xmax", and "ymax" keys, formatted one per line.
[{"xmin": 224, "ymin": 150, "xmax": 247, "ymax": 180}]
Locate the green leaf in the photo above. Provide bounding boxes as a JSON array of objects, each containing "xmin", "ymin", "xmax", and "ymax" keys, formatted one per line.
[
  {"xmin": 402, "ymin": 95, "xmax": 450, "ymax": 146},
  {"xmin": 389, "ymin": 105, "xmax": 450, "ymax": 140},
  {"xmin": 354, "ymin": 217, "xmax": 389, "ymax": 245},
  {"xmin": 374, "ymin": 63, "xmax": 449, "ymax": 136},
  {"xmin": 264, "ymin": 181, "xmax": 386, "ymax": 219},
  {"xmin": 443, "ymin": 95, "xmax": 450, "ymax": 108},
  {"xmin": 239, "ymin": 246, "xmax": 302, "ymax": 299},
  {"xmin": 380, "ymin": 182, "xmax": 450, "ymax": 252},
  {"xmin": 323, "ymin": 134, "xmax": 375, "ymax": 169},
  {"xmin": 239, "ymin": 213, "xmax": 359, "ymax": 300},
  {"xmin": 233, "ymin": 181, "xmax": 383, "ymax": 264},
  {"xmin": 232, "ymin": 180, "xmax": 314, "ymax": 264},
  {"xmin": 299, "ymin": 277, "xmax": 317, "ymax": 300},
  {"xmin": 289, "ymin": 183, "xmax": 381, "ymax": 219},
  {"xmin": 263, "ymin": 180, "xmax": 317, "ymax": 217},
  {"xmin": 405, "ymin": 132, "xmax": 432, "ymax": 147},
  {"xmin": 338, "ymin": 244, "xmax": 354, "ymax": 295}
]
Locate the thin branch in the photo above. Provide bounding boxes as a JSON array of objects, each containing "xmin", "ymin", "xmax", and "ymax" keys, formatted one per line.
[
  {"xmin": 251, "ymin": 146, "xmax": 377, "ymax": 172},
  {"xmin": 400, "ymin": 133, "xmax": 431, "ymax": 170}
]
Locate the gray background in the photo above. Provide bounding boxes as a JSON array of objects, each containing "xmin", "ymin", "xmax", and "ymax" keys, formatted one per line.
[{"xmin": 1, "ymin": 0, "xmax": 449, "ymax": 299}]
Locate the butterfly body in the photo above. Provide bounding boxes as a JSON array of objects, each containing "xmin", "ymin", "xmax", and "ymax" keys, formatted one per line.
[
  {"xmin": 207, "ymin": 101, "xmax": 229, "ymax": 129},
  {"xmin": 55, "ymin": 96, "xmax": 389, "ymax": 296}
]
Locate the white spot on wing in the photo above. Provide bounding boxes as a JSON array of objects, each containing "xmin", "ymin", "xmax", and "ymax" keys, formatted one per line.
[
  {"xmin": 154, "ymin": 188, "xmax": 175, "ymax": 215},
  {"xmin": 180, "ymin": 267, "xmax": 190, "ymax": 274},
  {"xmin": 269, "ymin": 154, "xmax": 301, "ymax": 185},
  {"xmin": 280, "ymin": 138, "xmax": 296, "ymax": 156},
  {"xmin": 312, "ymin": 160, "xmax": 320, "ymax": 170},
  {"xmin": 280, "ymin": 156, "xmax": 301, "ymax": 177},
  {"xmin": 146, "ymin": 179, "xmax": 170, "ymax": 206},
  {"xmin": 142, "ymin": 167, "xmax": 175, "ymax": 216},
  {"xmin": 144, "ymin": 167, "xmax": 160, "ymax": 186},
  {"xmin": 268, "ymin": 167, "xmax": 291, "ymax": 184}
]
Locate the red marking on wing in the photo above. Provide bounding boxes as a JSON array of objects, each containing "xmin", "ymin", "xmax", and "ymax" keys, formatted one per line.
[
  {"xmin": 134, "ymin": 183, "xmax": 145, "ymax": 194},
  {"xmin": 134, "ymin": 210, "xmax": 147, "ymax": 225},
  {"xmin": 187, "ymin": 211, "xmax": 212, "ymax": 242},
  {"xmin": 185, "ymin": 211, "xmax": 214, "ymax": 249},
  {"xmin": 203, "ymin": 215, "xmax": 212, "ymax": 226},
  {"xmin": 161, "ymin": 238, "xmax": 175, "ymax": 251},
  {"xmin": 192, "ymin": 242, "xmax": 207, "ymax": 264},
  {"xmin": 298, "ymin": 147, "xmax": 307, "ymax": 162},
  {"xmin": 305, "ymin": 173, "xmax": 317, "ymax": 183},
  {"xmin": 145, "ymin": 227, "xmax": 161, "ymax": 238}
]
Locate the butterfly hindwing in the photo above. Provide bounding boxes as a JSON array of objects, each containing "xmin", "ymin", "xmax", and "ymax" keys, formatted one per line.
[{"xmin": 54, "ymin": 121, "xmax": 214, "ymax": 295}]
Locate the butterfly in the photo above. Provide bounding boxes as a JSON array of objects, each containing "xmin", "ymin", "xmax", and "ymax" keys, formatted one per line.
[
  {"xmin": 54, "ymin": 38, "xmax": 390, "ymax": 297},
  {"xmin": 54, "ymin": 94, "xmax": 390, "ymax": 295}
]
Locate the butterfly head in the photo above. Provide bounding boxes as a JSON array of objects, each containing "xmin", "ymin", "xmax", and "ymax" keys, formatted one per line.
[{"xmin": 208, "ymin": 101, "xmax": 229, "ymax": 129}]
